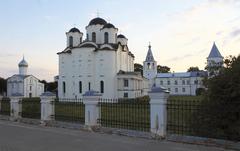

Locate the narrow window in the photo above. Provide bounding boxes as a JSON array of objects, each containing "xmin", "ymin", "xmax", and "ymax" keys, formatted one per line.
[
  {"xmin": 175, "ymin": 88, "xmax": 178, "ymax": 93},
  {"xmin": 63, "ymin": 82, "xmax": 66, "ymax": 93},
  {"xmin": 80, "ymin": 37, "xmax": 82, "ymax": 43},
  {"xmin": 92, "ymin": 32, "xmax": 96, "ymax": 42},
  {"xmin": 79, "ymin": 81, "xmax": 82, "ymax": 93},
  {"xmin": 30, "ymin": 86, "xmax": 32, "ymax": 91},
  {"xmin": 182, "ymin": 80, "xmax": 185, "ymax": 85},
  {"xmin": 182, "ymin": 88, "xmax": 186, "ymax": 93},
  {"xmin": 124, "ymin": 79, "xmax": 129, "ymax": 87},
  {"xmin": 167, "ymin": 81, "xmax": 170, "ymax": 85},
  {"xmin": 86, "ymin": 34, "xmax": 89, "ymax": 40},
  {"xmin": 124, "ymin": 92, "xmax": 128, "ymax": 98},
  {"xmin": 69, "ymin": 36, "xmax": 73, "ymax": 47},
  {"xmin": 100, "ymin": 81, "xmax": 104, "ymax": 93},
  {"xmin": 104, "ymin": 32, "xmax": 109, "ymax": 43},
  {"xmin": 175, "ymin": 80, "xmax": 178, "ymax": 85},
  {"xmin": 88, "ymin": 82, "xmax": 91, "ymax": 91}
]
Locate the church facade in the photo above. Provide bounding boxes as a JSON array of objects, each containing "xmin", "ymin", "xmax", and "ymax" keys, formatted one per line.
[
  {"xmin": 7, "ymin": 57, "xmax": 45, "ymax": 97},
  {"xmin": 57, "ymin": 17, "xmax": 148, "ymax": 99},
  {"xmin": 143, "ymin": 42, "xmax": 223, "ymax": 96}
]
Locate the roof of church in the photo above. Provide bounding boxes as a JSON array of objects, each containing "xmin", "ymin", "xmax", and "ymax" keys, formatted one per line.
[
  {"xmin": 88, "ymin": 17, "xmax": 107, "ymax": 26},
  {"xmin": 156, "ymin": 71, "xmax": 207, "ymax": 78},
  {"xmin": 208, "ymin": 42, "xmax": 223, "ymax": 59},
  {"xmin": 145, "ymin": 45, "xmax": 155, "ymax": 62},
  {"xmin": 18, "ymin": 57, "xmax": 28, "ymax": 67},
  {"xmin": 7, "ymin": 74, "xmax": 43, "ymax": 82},
  {"xmin": 69, "ymin": 27, "xmax": 81, "ymax": 33},
  {"xmin": 102, "ymin": 23, "xmax": 116, "ymax": 29},
  {"xmin": 117, "ymin": 34, "xmax": 126, "ymax": 39}
]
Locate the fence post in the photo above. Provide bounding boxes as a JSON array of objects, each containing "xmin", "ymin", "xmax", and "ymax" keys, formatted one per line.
[
  {"xmin": 0, "ymin": 95, "xmax": 2, "ymax": 112},
  {"xmin": 40, "ymin": 92, "xmax": 56, "ymax": 125},
  {"xmin": 10, "ymin": 93, "xmax": 23, "ymax": 121},
  {"xmin": 83, "ymin": 91, "xmax": 102, "ymax": 128},
  {"xmin": 149, "ymin": 87, "xmax": 169, "ymax": 138}
]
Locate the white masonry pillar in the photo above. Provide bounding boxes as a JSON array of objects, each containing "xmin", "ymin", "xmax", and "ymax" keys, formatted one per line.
[
  {"xmin": 10, "ymin": 93, "xmax": 23, "ymax": 121},
  {"xmin": 83, "ymin": 91, "xmax": 102, "ymax": 128},
  {"xmin": 149, "ymin": 87, "xmax": 169, "ymax": 138},
  {"xmin": 40, "ymin": 92, "xmax": 56, "ymax": 124}
]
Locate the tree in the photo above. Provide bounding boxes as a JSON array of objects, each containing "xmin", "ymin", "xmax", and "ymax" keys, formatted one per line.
[
  {"xmin": 0, "ymin": 77, "xmax": 7, "ymax": 95},
  {"xmin": 187, "ymin": 66, "xmax": 199, "ymax": 72},
  {"xmin": 40, "ymin": 80, "xmax": 58, "ymax": 92},
  {"xmin": 157, "ymin": 65, "xmax": 170, "ymax": 73},
  {"xmin": 193, "ymin": 55, "xmax": 240, "ymax": 140},
  {"xmin": 134, "ymin": 63, "xmax": 143, "ymax": 75}
]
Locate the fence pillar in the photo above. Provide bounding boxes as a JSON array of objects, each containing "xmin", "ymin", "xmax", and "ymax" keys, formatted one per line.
[
  {"xmin": 149, "ymin": 87, "xmax": 169, "ymax": 138},
  {"xmin": 40, "ymin": 92, "xmax": 56, "ymax": 124},
  {"xmin": 0, "ymin": 95, "xmax": 2, "ymax": 112},
  {"xmin": 10, "ymin": 93, "xmax": 23, "ymax": 121},
  {"xmin": 83, "ymin": 91, "xmax": 102, "ymax": 128}
]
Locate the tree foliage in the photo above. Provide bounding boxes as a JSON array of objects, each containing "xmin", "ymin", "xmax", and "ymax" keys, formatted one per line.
[
  {"xmin": 194, "ymin": 55, "xmax": 240, "ymax": 140},
  {"xmin": 0, "ymin": 77, "xmax": 7, "ymax": 95},
  {"xmin": 40, "ymin": 80, "xmax": 58, "ymax": 93},
  {"xmin": 187, "ymin": 66, "xmax": 200, "ymax": 72},
  {"xmin": 157, "ymin": 65, "xmax": 170, "ymax": 73},
  {"xmin": 134, "ymin": 63, "xmax": 143, "ymax": 75}
]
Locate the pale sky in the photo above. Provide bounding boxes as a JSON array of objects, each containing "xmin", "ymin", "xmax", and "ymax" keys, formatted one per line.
[{"xmin": 0, "ymin": 0, "xmax": 240, "ymax": 81}]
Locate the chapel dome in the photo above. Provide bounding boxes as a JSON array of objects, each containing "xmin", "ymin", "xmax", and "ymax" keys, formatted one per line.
[
  {"xmin": 88, "ymin": 17, "xmax": 107, "ymax": 26},
  {"xmin": 69, "ymin": 27, "xmax": 81, "ymax": 33},
  {"xmin": 102, "ymin": 23, "xmax": 116, "ymax": 29},
  {"xmin": 18, "ymin": 57, "xmax": 28, "ymax": 67},
  {"xmin": 117, "ymin": 34, "xmax": 126, "ymax": 39}
]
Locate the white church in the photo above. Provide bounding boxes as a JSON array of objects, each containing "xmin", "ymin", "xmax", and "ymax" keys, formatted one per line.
[
  {"xmin": 57, "ymin": 17, "xmax": 149, "ymax": 99},
  {"xmin": 143, "ymin": 42, "xmax": 223, "ymax": 96},
  {"xmin": 7, "ymin": 57, "xmax": 45, "ymax": 97}
]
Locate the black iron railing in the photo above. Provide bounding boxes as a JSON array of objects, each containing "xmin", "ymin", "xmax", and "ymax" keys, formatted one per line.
[
  {"xmin": 55, "ymin": 98, "xmax": 85, "ymax": 123},
  {"xmin": 0, "ymin": 97, "xmax": 10, "ymax": 115},
  {"xmin": 167, "ymin": 97, "xmax": 240, "ymax": 141},
  {"xmin": 98, "ymin": 98, "xmax": 150, "ymax": 132},
  {"xmin": 22, "ymin": 98, "xmax": 41, "ymax": 119}
]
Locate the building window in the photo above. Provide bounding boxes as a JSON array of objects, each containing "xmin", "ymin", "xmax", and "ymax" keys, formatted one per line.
[
  {"xmin": 194, "ymin": 80, "xmax": 198, "ymax": 84},
  {"xmin": 147, "ymin": 63, "xmax": 151, "ymax": 69},
  {"xmin": 88, "ymin": 82, "xmax": 91, "ymax": 91},
  {"xmin": 160, "ymin": 81, "xmax": 163, "ymax": 85},
  {"xmin": 92, "ymin": 32, "xmax": 96, "ymax": 42},
  {"xmin": 63, "ymin": 82, "xmax": 66, "ymax": 93},
  {"xmin": 104, "ymin": 32, "xmax": 109, "ymax": 43},
  {"xmin": 100, "ymin": 81, "xmax": 104, "ymax": 93},
  {"xmin": 168, "ymin": 88, "xmax": 171, "ymax": 91},
  {"xmin": 79, "ymin": 81, "xmax": 82, "ymax": 93},
  {"xmin": 80, "ymin": 37, "xmax": 82, "ymax": 43},
  {"xmin": 175, "ymin": 80, "xmax": 178, "ymax": 85},
  {"xmin": 29, "ymin": 93, "xmax": 32, "ymax": 98},
  {"xmin": 182, "ymin": 88, "xmax": 186, "ymax": 93},
  {"xmin": 124, "ymin": 92, "xmax": 128, "ymax": 98},
  {"xmin": 30, "ymin": 86, "xmax": 32, "ymax": 91},
  {"xmin": 182, "ymin": 80, "xmax": 185, "ymax": 85},
  {"xmin": 187, "ymin": 80, "xmax": 190, "ymax": 85},
  {"xmin": 69, "ymin": 36, "xmax": 73, "ymax": 47},
  {"xmin": 124, "ymin": 79, "xmax": 129, "ymax": 87},
  {"xmin": 86, "ymin": 34, "xmax": 89, "ymax": 40},
  {"xmin": 167, "ymin": 81, "xmax": 170, "ymax": 85},
  {"xmin": 175, "ymin": 88, "xmax": 178, "ymax": 93}
]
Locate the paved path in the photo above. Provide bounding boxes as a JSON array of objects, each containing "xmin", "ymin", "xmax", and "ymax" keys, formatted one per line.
[{"xmin": 0, "ymin": 121, "xmax": 232, "ymax": 151}]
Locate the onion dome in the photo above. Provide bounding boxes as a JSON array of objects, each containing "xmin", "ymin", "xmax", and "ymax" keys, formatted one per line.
[
  {"xmin": 102, "ymin": 23, "xmax": 115, "ymax": 29},
  {"xmin": 18, "ymin": 57, "xmax": 28, "ymax": 67},
  {"xmin": 117, "ymin": 34, "xmax": 126, "ymax": 39},
  {"xmin": 88, "ymin": 17, "xmax": 107, "ymax": 26},
  {"xmin": 69, "ymin": 27, "xmax": 81, "ymax": 33}
]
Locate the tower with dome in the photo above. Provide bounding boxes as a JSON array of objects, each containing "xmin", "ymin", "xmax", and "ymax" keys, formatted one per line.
[
  {"xmin": 7, "ymin": 57, "xmax": 45, "ymax": 97},
  {"xmin": 57, "ymin": 17, "xmax": 149, "ymax": 99}
]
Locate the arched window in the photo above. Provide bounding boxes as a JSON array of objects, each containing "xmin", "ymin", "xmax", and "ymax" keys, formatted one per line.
[
  {"xmin": 69, "ymin": 36, "xmax": 73, "ymax": 47},
  {"xmin": 104, "ymin": 32, "xmax": 109, "ymax": 43},
  {"xmin": 92, "ymin": 32, "xmax": 96, "ymax": 42},
  {"xmin": 79, "ymin": 81, "xmax": 82, "ymax": 93},
  {"xmin": 80, "ymin": 37, "xmax": 82, "ymax": 43},
  {"xmin": 100, "ymin": 81, "xmax": 104, "ymax": 93},
  {"xmin": 88, "ymin": 82, "xmax": 91, "ymax": 91},
  {"xmin": 86, "ymin": 34, "xmax": 89, "ymax": 40},
  {"xmin": 63, "ymin": 81, "xmax": 66, "ymax": 93}
]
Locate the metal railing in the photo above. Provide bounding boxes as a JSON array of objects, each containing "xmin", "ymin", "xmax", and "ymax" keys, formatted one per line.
[
  {"xmin": 0, "ymin": 97, "xmax": 10, "ymax": 115},
  {"xmin": 98, "ymin": 98, "xmax": 150, "ymax": 132},
  {"xmin": 22, "ymin": 98, "xmax": 41, "ymax": 119},
  {"xmin": 55, "ymin": 98, "xmax": 85, "ymax": 123}
]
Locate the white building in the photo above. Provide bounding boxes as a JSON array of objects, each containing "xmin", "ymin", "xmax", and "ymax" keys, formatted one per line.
[
  {"xmin": 7, "ymin": 57, "xmax": 45, "ymax": 97},
  {"xmin": 57, "ymin": 17, "xmax": 148, "ymax": 99},
  {"xmin": 143, "ymin": 42, "xmax": 222, "ymax": 96}
]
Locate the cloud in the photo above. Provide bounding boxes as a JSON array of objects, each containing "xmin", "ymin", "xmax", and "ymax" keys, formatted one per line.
[{"xmin": 230, "ymin": 29, "xmax": 240, "ymax": 38}]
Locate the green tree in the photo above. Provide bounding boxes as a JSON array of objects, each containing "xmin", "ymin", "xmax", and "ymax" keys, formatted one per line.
[
  {"xmin": 194, "ymin": 55, "xmax": 240, "ymax": 140},
  {"xmin": 134, "ymin": 63, "xmax": 143, "ymax": 75},
  {"xmin": 187, "ymin": 66, "xmax": 199, "ymax": 72},
  {"xmin": 0, "ymin": 77, "xmax": 7, "ymax": 95},
  {"xmin": 157, "ymin": 65, "xmax": 170, "ymax": 73}
]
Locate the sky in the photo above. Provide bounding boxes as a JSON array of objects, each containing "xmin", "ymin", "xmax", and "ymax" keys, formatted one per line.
[{"xmin": 0, "ymin": 0, "xmax": 240, "ymax": 81}]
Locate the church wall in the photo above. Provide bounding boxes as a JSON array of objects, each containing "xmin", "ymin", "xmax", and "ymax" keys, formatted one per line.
[{"xmin": 86, "ymin": 25, "xmax": 104, "ymax": 44}]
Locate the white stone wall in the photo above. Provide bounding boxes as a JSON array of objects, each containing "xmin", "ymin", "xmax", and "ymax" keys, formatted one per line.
[{"xmin": 66, "ymin": 32, "xmax": 83, "ymax": 47}]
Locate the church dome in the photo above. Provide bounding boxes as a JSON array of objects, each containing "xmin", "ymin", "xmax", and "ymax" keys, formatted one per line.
[
  {"xmin": 88, "ymin": 17, "xmax": 107, "ymax": 26},
  {"xmin": 69, "ymin": 27, "xmax": 81, "ymax": 33},
  {"xmin": 18, "ymin": 57, "xmax": 28, "ymax": 67},
  {"xmin": 117, "ymin": 34, "xmax": 126, "ymax": 39},
  {"xmin": 102, "ymin": 23, "xmax": 115, "ymax": 29}
]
